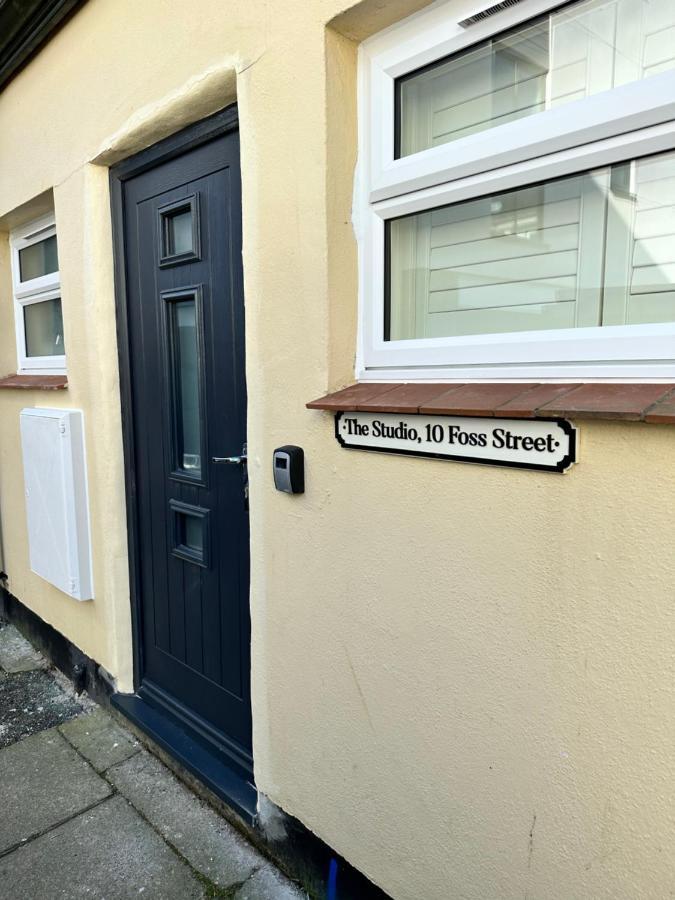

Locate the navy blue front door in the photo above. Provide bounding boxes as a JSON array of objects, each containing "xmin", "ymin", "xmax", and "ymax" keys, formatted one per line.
[{"xmin": 121, "ymin": 122, "xmax": 251, "ymax": 772}]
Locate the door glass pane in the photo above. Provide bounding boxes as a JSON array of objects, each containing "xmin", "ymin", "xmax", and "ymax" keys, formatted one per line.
[
  {"xmin": 387, "ymin": 148, "xmax": 675, "ymax": 340},
  {"xmin": 397, "ymin": 0, "xmax": 675, "ymax": 157},
  {"xmin": 167, "ymin": 210, "xmax": 193, "ymax": 256},
  {"xmin": 183, "ymin": 515, "xmax": 204, "ymax": 552},
  {"xmin": 19, "ymin": 235, "xmax": 59, "ymax": 281},
  {"xmin": 170, "ymin": 299, "xmax": 202, "ymax": 476},
  {"xmin": 24, "ymin": 298, "xmax": 65, "ymax": 356}
]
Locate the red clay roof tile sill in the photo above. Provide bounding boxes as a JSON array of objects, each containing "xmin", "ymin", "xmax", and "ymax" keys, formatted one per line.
[
  {"xmin": 307, "ymin": 382, "xmax": 675, "ymax": 424},
  {"xmin": 0, "ymin": 374, "xmax": 68, "ymax": 390}
]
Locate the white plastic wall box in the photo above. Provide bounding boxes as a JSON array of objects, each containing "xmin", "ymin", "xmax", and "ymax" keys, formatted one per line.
[{"xmin": 20, "ymin": 408, "xmax": 94, "ymax": 601}]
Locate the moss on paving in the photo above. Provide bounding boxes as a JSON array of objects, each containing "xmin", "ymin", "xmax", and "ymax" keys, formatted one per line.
[{"xmin": 124, "ymin": 804, "xmax": 254, "ymax": 900}]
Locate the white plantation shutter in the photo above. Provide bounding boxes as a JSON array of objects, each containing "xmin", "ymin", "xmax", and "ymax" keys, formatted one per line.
[
  {"xmin": 399, "ymin": 25, "xmax": 549, "ymax": 155},
  {"xmin": 398, "ymin": 0, "xmax": 675, "ymax": 157},
  {"xmin": 603, "ymin": 153, "xmax": 675, "ymax": 326},
  {"xmin": 389, "ymin": 173, "xmax": 609, "ymax": 339},
  {"xmin": 389, "ymin": 149, "xmax": 675, "ymax": 340}
]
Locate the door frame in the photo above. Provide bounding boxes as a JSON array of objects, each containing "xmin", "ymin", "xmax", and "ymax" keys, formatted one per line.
[{"xmin": 110, "ymin": 103, "xmax": 244, "ymax": 706}]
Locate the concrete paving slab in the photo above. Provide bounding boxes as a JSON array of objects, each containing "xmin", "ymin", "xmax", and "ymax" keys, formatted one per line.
[
  {"xmin": 0, "ymin": 623, "xmax": 46, "ymax": 673},
  {"xmin": 107, "ymin": 750, "xmax": 264, "ymax": 890},
  {"xmin": 59, "ymin": 708, "xmax": 141, "ymax": 772},
  {"xmin": 0, "ymin": 728, "xmax": 111, "ymax": 853},
  {"xmin": 235, "ymin": 865, "xmax": 307, "ymax": 899},
  {"xmin": 0, "ymin": 795, "xmax": 205, "ymax": 899},
  {"xmin": 0, "ymin": 668, "xmax": 84, "ymax": 747}
]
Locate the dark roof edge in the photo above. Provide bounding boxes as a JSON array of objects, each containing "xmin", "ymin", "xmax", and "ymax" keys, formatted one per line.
[{"xmin": 0, "ymin": 0, "xmax": 85, "ymax": 93}]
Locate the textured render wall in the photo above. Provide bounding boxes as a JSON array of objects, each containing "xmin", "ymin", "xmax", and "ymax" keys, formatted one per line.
[
  {"xmin": 1, "ymin": 2, "xmax": 674, "ymax": 900},
  {"xmin": 261, "ymin": 416, "xmax": 675, "ymax": 900},
  {"xmin": 0, "ymin": 168, "xmax": 131, "ymax": 682}
]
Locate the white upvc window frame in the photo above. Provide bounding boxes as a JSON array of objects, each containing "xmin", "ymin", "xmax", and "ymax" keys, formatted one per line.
[
  {"xmin": 356, "ymin": 0, "xmax": 675, "ymax": 382},
  {"xmin": 10, "ymin": 214, "xmax": 66, "ymax": 375}
]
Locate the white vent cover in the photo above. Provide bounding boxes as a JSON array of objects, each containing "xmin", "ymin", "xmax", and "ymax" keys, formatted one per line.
[{"xmin": 20, "ymin": 408, "xmax": 94, "ymax": 601}]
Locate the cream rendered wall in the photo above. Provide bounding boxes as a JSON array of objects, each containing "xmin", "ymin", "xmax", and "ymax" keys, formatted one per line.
[
  {"xmin": 0, "ymin": 170, "xmax": 131, "ymax": 682},
  {"xmin": 0, "ymin": 2, "xmax": 674, "ymax": 900}
]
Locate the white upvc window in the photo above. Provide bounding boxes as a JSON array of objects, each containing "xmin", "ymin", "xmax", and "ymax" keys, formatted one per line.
[
  {"xmin": 10, "ymin": 214, "xmax": 66, "ymax": 374},
  {"xmin": 357, "ymin": 0, "xmax": 675, "ymax": 381}
]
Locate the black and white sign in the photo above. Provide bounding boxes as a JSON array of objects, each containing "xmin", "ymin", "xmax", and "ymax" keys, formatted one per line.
[{"xmin": 335, "ymin": 411, "xmax": 576, "ymax": 473}]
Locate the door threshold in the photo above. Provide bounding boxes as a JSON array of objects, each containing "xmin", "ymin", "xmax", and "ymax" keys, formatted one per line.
[{"xmin": 112, "ymin": 691, "xmax": 257, "ymax": 824}]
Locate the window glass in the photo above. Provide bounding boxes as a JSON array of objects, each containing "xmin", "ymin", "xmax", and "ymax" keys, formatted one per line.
[
  {"xmin": 23, "ymin": 298, "xmax": 65, "ymax": 356},
  {"xmin": 19, "ymin": 234, "xmax": 59, "ymax": 281},
  {"xmin": 397, "ymin": 0, "xmax": 675, "ymax": 157},
  {"xmin": 169, "ymin": 298, "xmax": 202, "ymax": 476},
  {"xmin": 169, "ymin": 501, "xmax": 208, "ymax": 566},
  {"xmin": 166, "ymin": 209, "xmax": 194, "ymax": 256},
  {"xmin": 183, "ymin": 515, "xmax": 204, "ymax": 552},
  {"xmin": 387, "ymin": 147, "xmax": 675, "ymax": 340}
]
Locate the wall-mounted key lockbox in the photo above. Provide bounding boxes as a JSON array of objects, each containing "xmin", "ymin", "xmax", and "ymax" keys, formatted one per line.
[{"xmin": 273, "ymin": 445, "xmax": 304, "ymax": 494}]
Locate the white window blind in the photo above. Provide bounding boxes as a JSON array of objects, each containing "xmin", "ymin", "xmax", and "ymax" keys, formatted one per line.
[
  {"xmin": 388, "ymin": 148, "xmax": 675, "ymax": 341},
  {"xmin": 605, "ymin": 152, "xmax": 675, "ymax": 326},
  {"xmin": 398, "ymin": 0, "xmax": 675, "ymax": 157}
]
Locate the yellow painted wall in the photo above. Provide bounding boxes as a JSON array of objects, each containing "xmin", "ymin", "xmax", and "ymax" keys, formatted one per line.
[{"xmin": 1, "ymin": 2, "xmax": 674, "ymax": 899}]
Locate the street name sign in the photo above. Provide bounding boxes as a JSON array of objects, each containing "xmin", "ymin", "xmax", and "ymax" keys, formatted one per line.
[{"xmin": 335, "ymin": 411, "xmax": 576, "ymax": 473}]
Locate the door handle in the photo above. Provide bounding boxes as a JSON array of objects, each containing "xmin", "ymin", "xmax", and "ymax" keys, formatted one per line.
[{"xmin": 212, "ymin": 442, "xmax": 247, "ymax": 466}]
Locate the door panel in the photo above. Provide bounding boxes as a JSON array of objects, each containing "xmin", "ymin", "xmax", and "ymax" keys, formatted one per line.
[{"xmin": 122, "ymin": 128, "xmax": 251, "ymax": 764}]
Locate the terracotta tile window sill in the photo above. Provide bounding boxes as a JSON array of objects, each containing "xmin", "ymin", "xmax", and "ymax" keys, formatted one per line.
[
  {"xmin": 0, "ymin": 374, "xmax": 68, "ymax": 391},
  {"xmin": 307, "ymin": 382, "xmax": 675, "ymax": 424}
]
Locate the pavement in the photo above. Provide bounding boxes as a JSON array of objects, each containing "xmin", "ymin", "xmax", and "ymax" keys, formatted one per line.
[{"xmin": 0, "ymin": 620, "xmax": 307, "ymax": 899}]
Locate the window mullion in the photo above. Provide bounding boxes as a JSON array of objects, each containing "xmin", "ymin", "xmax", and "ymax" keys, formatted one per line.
[
  {"xmin": 600, "ymin": 165, "xmax": 635, "ymax": 326},
  {"xmin": 574, "ymin": 169, "xmax": 610, "ymax": 328}
]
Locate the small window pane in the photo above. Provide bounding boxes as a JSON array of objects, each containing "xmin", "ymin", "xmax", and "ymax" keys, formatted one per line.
[
  {"xmin": 170, "ymin": 500, "xmax": 209, "ymax": 567},
  {"xmin": 167, "ymin": 210, "xmax": 194, "ymax": 256},
  {"xmin": 169, "ymin": 500, "xmax": 209, "ymax": 568},
  {"xmin": 387, "ymin": 148, "xmax": 675, "ymax": 340},
  {"xmin": 24, "ymin": 298, "xmax": 65, "ymax": 357},
  {"xmin": 169, "ymin": 298, "xmax": 202, "ymax": 476},
  {"xmin": 19, "ymin": 235, "xmax": 58, "ymax": 281},
  {"xmin": 183, "ymin": 515, "xmax": 203, "ymax": 552},
  {"xmin": 397, "ymin": 0, "xmax": 675, "ymax": 157}
]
